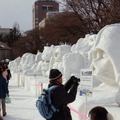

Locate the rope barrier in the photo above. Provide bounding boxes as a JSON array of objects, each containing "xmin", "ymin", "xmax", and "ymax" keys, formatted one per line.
[
  {"xmin": 32, "ymin": 84, "xmax": 42, "ymax": 86},
  {"xmin": 32, "ymin": 83, "xmax": 43, "ymax": 94},
  {"xmin": 68, "ymin": 106, "xmax": 88, "ymax": 119}
]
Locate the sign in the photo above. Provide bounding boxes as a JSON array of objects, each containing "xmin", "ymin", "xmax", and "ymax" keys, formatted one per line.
[{"xmin": 80, "ymin": 69, "xmax": 93, "ymax": 97}]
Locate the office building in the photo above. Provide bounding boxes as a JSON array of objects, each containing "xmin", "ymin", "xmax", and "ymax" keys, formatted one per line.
[{"xmin": 32, "ymin": 0, "xmax": 59, "ymax": 29}]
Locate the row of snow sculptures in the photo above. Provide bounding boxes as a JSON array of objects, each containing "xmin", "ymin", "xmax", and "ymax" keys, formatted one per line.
[
  {"xmin": 63, "ymin": 34, "xmax": 96, "ymax": 80},
  {"xmin": 8, "ymin": 23, "xmax": 120, "ymax": 107}
]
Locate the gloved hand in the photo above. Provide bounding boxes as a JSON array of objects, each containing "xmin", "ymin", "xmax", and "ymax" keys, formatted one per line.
[{"xmin": 70, "ymin": 76, "xmax": 80, "ymax": 84}]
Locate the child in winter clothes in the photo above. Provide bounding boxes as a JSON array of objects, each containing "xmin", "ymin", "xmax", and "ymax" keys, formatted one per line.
[{"xmin": 88, "ymin": 106, "xmax": 114, "ymax": 120}]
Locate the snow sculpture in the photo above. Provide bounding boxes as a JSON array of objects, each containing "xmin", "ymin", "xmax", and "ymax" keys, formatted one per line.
[
  {"xmin": 53, "ymin": 45, "xmax": 71, "ymax": 62},
  {"xmin": 34, "ymin": 61, "xmax": 43, "ymax": 76},
  {"xmin": 23, "ymin": 63, "xmax": 38, "ymax": 76},
  {"xmin": 115, "ymin": 88, "xmax": 120, "ymax": 105},
  {"xmin": 62, "ymin": 34, "xmax": 96, "ymax": 80},
  {"xmin": 91, "ymin": 24, "xmax": 120, "ymax": 86},
  {"xmin": 72, "ymin": 34, "xmax": 96, "ymax": 53},
  {"xmin": 42, "ymin": 45, "xmax": 54, "ymax": 62},
  {"xmin": 52, "ymin": 45, "xmax": 71, "ymax": 72},
  {"xmin": 23, "ymin": 53, "xmax": 35, "ymax": 70},
  {"xmin": 34, "ymin": 50, "xmax": 42, "ymax": 62},
  {"xmin": 23, "ymin": 51, "xmax": 42, "ymax": 76},
  {"xmin": 63, "ymin": 53, "xmax": 84, "ymax": 80},
  {"xmin": 41, "ymin": 45, "xmax": 55, "ymax": 76},
  {"xmin": 91, "ymin": 24, "xmax": 120, "ymax": 105},
  {"xmin": 18, "ymin": 53, "xmax": 31, "ymax": 72},
  {"xmin": 18, "ymin": 53, "xmax": 35, "ymax": 72},
  {"xmin": 8, "ymin": 56, "xmax": 21, "ymax": 72}
]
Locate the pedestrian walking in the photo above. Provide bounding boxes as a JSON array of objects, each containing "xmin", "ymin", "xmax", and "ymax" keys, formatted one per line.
[{"xmin": 0, "ymin": 63, "xmax": 9, "ymax": 118}]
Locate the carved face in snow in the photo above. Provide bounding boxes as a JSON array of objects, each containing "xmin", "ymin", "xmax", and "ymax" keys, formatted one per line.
[
  {"xmin": 42, "ymin": 46, "xmax": 54, "ymax": 62},
  {"xmin": 91, "ymin": 24, "xmax": 120, "ymax": 86},
  {"xmin": 91, "ymin": 48, "xmax": 116, "ymax": 86},
  {"xmin": 53, "ymin": 45, "xmax": 71, "ymax": 62}
]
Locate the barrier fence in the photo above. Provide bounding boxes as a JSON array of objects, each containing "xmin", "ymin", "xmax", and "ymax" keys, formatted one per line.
[{"xmin": 68, "ymin": 106, "xmax": 88, "ymax": 119}]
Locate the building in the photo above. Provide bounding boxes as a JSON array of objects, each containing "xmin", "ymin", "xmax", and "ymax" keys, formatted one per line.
[
  {"xmin": 0, "ymin": 28, "xmax": 12, "ymax": 61},
  {"xmin": 32, "ymin": 0, "xmax": 59, "ymax": 29},
  {"xmin": 39, "ymin": 11, "xmax": 59, "ymax": 28},
  {"xmin": 0, "ymin": 41, "xmax": 11, "ymax": 61},
  {"xmin": 0, "ymin": 28, "xmax": 12, "ymax": 37}
]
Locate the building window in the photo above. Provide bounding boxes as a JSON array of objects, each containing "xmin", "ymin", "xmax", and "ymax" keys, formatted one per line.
[
  {"xmin": 48, "ymin": 6, "xmax": 53, "ymax": 11},
  {"xmin": 35, "ymin": 18, "xmax": 38, "ymax": 20},
  {"xmin": 35, "ymin": 5, "xmax": 38, "ymax": 11},
  {"xmin": 42, "ymin": 6, "xmax": 47, "ymax": 10},
  {"xmin": 42, "ymin": 5, "xmax": 53, "ymax": 11}
]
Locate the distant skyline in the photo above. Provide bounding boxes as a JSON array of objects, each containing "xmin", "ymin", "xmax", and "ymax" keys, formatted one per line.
[{"xmin": 0, "ymin": 0, "xmax": 38, "ymax": 32}]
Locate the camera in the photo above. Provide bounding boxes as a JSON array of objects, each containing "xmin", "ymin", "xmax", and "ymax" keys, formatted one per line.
[{"xmin": 70, "ymin": 76, "xmax": 80, "ymax": 83}]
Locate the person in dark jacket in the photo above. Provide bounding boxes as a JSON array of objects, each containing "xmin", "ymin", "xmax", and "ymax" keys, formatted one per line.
[
  {"xmin": 1, "ymin": 62, "xmax": 11, "ymax": 87},
  {"xmin": 47, "ymin": 69, "xmax": 80, "ymax": 120},
  {"xmin": 0, "ymin": 63, "xmax": 9, "ymax": 118}
]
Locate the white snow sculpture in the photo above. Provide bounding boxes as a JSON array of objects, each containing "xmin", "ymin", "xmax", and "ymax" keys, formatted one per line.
[
  {"xmin": 18, "ymin": 53, "xmax": 31, "ymax": 72},
  {"xmin": 53, "ymin": 45, "xmax": 71, "ymax": 62},
  {"xmin": 22, "ymin": 51, "xmax": 42, "ymax": 76},
  {"xmin": 23, "ymin": 53, "xmax": 35, "ymax": 70},
  {"xmin": 42, "ymin": 45, "xmax": 54, "ymax": 62},
  {"xmin": 91, "ymin": 24, "xmax": 120, "ymax": 86},
  {"xmin": 63, "ymin": 53, "xmax": 84, "ymax": 80},
  {"xmin": 8, "ymin": 56, "xmax": 21, "ymax": 72},
  {"xmin": 71, "ymin": 34, "xmax": 96, "ymax": 53},
  {"xmin": 24, "ymin": 61, "xmax": 43, "ymax": 76},
  {"xmin": 34, "ymin": 61, "xmax": 43, "ymax": 75},
  {"xmin": 91, "ymin": 23, "xmax": 120, "ymax": 105},
  {"xmin": 115, "ymin": 88, "xmax": 120, "ymax": 106},
  {"xmin": 18, "ymin": 53, "xmax": 35, "ymax": 72},
  {"xmin": 52, "ymin": 45, "xmax": 71, "ymax": 74},
  {"xmin": 34, "ymin": 50, "xmax": 42, "ymax": 62},
  {"xmin": 23, "ymin": 63, "xmax": 38, "ymax": 76},
  {"xmin": 62, "ymin": 34, "xmax": 96, "ymax": 80},
  {"xmin": 41, "ymin": 45, "xmax": 55, "ymax": 76},
  {"xmin": 41, "ymin": 61, "xmax": 49, "ymax": 76}
]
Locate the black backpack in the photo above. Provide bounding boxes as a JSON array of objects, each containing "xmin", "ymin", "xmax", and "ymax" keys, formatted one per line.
[{"xmin": 36, "ymin": 85, "xmax": 59, "ymax": 119}]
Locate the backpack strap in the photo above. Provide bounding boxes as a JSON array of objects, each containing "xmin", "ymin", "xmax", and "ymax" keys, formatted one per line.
[{"xmin": 47, "ymin": 85, "xmax": 58, "ymax": 105}]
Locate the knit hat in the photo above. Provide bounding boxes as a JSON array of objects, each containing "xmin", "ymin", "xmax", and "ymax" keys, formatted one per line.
[{"xmin": 49, "ymin": 69, "xmax": 62, "ymax": 80}]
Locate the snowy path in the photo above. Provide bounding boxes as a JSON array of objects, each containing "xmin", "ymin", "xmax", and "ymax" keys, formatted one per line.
[
  {"xmin": 4, "ymin": 79, "xmax": 44, "ymax": 120},
  {"xmin": 4, "ymin": 78, "xmax": 119, "ymax": 120}
]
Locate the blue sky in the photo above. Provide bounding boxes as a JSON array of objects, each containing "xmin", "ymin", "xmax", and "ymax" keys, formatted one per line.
[{"xmin": 0, "ymin": 0, "xmax": 36, "ymax": 32}]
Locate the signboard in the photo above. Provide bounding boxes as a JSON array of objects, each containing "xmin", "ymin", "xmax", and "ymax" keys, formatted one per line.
[{"xmin": 80, "ymin": 69, "xmax": 93, "ymax": 97}]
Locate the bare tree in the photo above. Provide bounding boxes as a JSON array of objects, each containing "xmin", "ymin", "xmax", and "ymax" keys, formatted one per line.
[
  {"xmin": 39, "ymin": 12, "xmax": 87, "ymax": 45},
  {"xmin": 62, "ymin": 0, "xmax": 120, "ymax": 33}
]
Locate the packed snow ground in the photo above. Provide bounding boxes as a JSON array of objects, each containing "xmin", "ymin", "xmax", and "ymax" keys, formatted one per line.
[
  {"xmin": 4, "ymin": 79, "xmax": 44, "ymax": 120},
  {"xmin": 4, "ymin": 76, "xmax": 120, "ymax": 120}
]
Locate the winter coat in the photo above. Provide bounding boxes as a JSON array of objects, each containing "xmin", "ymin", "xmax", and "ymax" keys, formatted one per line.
[
  {"xmin": 6, "ymin": 69, "xmax": 11, "ymax": 81},
  {"xmin": 48, "ymin": 80, "xmax": 79, "ymax": 120},
  {"xmin": 0, "ymin": 76, "xmax": 9, "ymax": 98}
]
